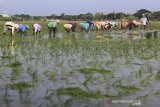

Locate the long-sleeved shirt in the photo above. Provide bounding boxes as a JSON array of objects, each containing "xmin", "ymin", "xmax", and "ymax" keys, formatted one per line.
[
  {"xmin": 80, "ymin": 23, "xmax": 89, "ymax": 30},
  {"xmin": 18, "ymin": 24, "xmax": 26, "ymax": 32},
  {"xmin": 33, "ymin": 23, "xmax": 41, "ymax": 33}
]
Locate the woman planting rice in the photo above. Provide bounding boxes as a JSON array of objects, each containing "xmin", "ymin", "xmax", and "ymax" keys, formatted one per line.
[
  {"xmin": 121, "ymin": 19, "xmax": 127, "ymax": 29},
  {"xmin": 32, "ymin": 23, "xmax": 42, "ymax": 36},
  {"xmin": 94, "ymin": 21, "xmax": 105, "ymax": 31},
  {"xmin": 79, "ymin": 22, "xmax": 90, "ymax": 32},
  {"xmin": 3, "ymin": 22, "xmax": 19, "ymax": 36},
  {"xmin": 64, "ymin": 22, "xmax": 77, "ymax": 32},
  {"xmin": 47, "ymin": 20, "xmax": 60, "ymax": 38},
  {"xmin": 18, "ymin": 24, "xmax": 29, "ymax": 37},
  {"xmin": 86, "ymin": 20, "xmax": 94, "ymax": 30}
]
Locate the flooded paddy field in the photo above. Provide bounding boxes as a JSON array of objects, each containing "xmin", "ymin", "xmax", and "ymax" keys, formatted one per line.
[{"xmin": 0, "ymin": 31, "xmax": 160, "ymax": 107}]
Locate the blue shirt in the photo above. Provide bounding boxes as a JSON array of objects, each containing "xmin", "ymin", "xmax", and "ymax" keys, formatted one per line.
[
  {"xmin": 87, "ymin": 21, "xmax": 94, "ymax": 26},
  {"xmin": 18, "ymin": 24, "xmax": 26, "ymax": 32}
]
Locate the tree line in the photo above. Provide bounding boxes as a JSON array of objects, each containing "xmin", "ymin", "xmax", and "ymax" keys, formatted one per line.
[{"xmin": 1, "ymin": 9, "xmax": 160, "ymax": 21}]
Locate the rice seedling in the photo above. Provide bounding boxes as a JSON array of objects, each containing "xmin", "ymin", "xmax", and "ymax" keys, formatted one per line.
[
  {"xmin": 155, "ymin": 71, "xmax": 160, "ymax": 80},
  {"xmin": 154, "ymin": 31, "xmax": 158, "ymax": 38},
  {"xmin": 8, "ymin": 60, "xmax": 22, "ymax": 67},
  {"xmin": 154, "ymin": 91, "xmax": 160, "ymax": 96},
  {"xmin": 49, "ymin": 87, "xmax": 104, "ymax": 98},
  {"xmin": 146, "ymin": 32, "xmax": 154, "ymax": 39},
  {"xmin": 44, "ymin": 70, "xmax": 57, "ymax": 81},
  {"xmin": 7, "ymin": 82, "xmax": 32, "ymax": 91},
  {"xmin": 10, "ymin": 67, "xmax": 23, "ymax": 80},
  {"xmin": 79, "ymin": 68, "xmax": 112, "ymax": 75},
  {"xmin": 114, "ymin": 84, "xmax": 139, "ymax": 96}
]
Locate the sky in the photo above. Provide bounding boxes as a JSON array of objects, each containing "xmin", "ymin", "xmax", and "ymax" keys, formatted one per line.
[{"xmin": 0, "ymin": 0, "xmax": 160, "ymax": 16}]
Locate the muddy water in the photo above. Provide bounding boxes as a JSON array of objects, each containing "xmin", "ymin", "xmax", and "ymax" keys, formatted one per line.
[{"xmin": 0, "ymin": 31, "xmax": 160, "ymax": 107}]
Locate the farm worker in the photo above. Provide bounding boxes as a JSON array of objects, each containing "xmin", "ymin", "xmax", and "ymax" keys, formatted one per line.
[
  {"xmin": 132, "ymin": 20, "xmax": 141, "ymax": 28},
  {"xmin": 86, "ymin": 20, "xmax": 94, "ymax": 30},
  {"xmin": 17, "ymin": 24, "xmax": 29, "ymax": 37},
  {"xmin": 94, "ymin": 21, "xmax": 107, "ymax": 30},
  {"xmin": 64, "ymin": 24, "xmax": 72, "ymax": 32},
  {"xmin": 115, "ymin": 20, "xmax": 119, "ymax": 29},
  {"xmin": 121, "ymin": 19, "xmax": 126, "ymax": 29},
  {"xmin": 48, "ymin": 20, "xmax": 59, "ymax": 38},
  {"xmin": 141, "ymin": 14, "xmax": 148, "ymax": 29},
  {"xmin": 94, "ymin": 21, "xmax": 102, "ymax": 30},
  {"xmin": 64, "ymin": 22, "xmax": 77, "ymax": 32},
  {"xmin": 100, "ymin": 21, "xmax": 106, "ymax": 30},
  {"xmin": 3, "ymin": 22, "xmax": 19, "ymax": 36},
  {"xmin": 127, "ymin": 19, "xmax": 134, "ymax": 30},
  {"xmin": 105, "ymin": 21, "xmax": 115, "ymax": 29},
  {"xmin": 110, "ymin": 21, "xmax": 116, "ymax": 28},
  {"xmin": 80, "ymin": 22, "xmax": 90, "ymax": 31},
  {"xmin": 32, "ymin": 23, "xmax": 42, "ymax": 36},
  {"xmin": 86, "ymin": 20, "xmax": 94, "ymax": 26}
]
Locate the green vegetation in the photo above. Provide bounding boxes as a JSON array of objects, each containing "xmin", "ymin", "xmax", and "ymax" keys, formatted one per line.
[
  {"xmin": 155, "ymin": 71, "xmax": 160, "ymax": 80},
  {"xmin": 115, "ymin": 84, "xmax": 139, "ymax": 96},
  {"xmin": 146, "ymin": 32, "xmax": 154, "ymax": 38},
  {"xmin": 79, "ymin": 68, "xmax": 112, "ymax": 75},
  {"xmin": 154, "ymin": 91, "xmax": 160, "ymax": 96},
  {"xmin": 52, "ymin": 87, "xmax": 103, "ymax": 98},
  {"xmin": 9, "ymin": 60, "xmax": 22, "ymax": 67},
  {"xmin": 8, "ymin": 82, "xmax": 32, "ymax": 91}
]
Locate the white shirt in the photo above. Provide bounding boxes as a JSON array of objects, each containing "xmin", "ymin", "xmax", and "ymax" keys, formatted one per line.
[
  {"xmin": 141, "ymin": 17, "xmax": 148, "ymax": 25},
  {"xmin": 4, "ymin": 22, "xmax": 19, "ymax": 36}
]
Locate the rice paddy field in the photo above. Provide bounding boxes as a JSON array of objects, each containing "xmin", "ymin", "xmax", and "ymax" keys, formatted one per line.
[{"xmin": 0, "ymin": 21, "xmax": 160, "ymax": 107}]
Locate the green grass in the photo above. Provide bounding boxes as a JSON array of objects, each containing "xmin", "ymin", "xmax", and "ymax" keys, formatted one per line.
[{"xmin": 150, "ymin": 21, "xmax": 160, "ymax": 29}]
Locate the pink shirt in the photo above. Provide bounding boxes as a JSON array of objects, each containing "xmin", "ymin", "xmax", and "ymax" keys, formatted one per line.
[{"xmin": 33, "ymin": 23, "xmax": 41, "ymax": 32}]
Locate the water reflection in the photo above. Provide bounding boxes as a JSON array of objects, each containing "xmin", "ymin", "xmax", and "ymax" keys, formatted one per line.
[
  {"xmin": 126, "ymin": 31, "xmax": 133, "ymax": 40},
  {"xmin": 125, "ymin": 30, "xmax": 146, "ymax": 40},
  {"xmin": 56, "ymin": 33, "xmax": 64, "ymax": 38},
  {"xmin": 34, "ymin": 37, "xmax": 40, "ymax": 48},
  {"xmin": 81, "ymin": 33, "xmax": 91, "ymax": 39},
  {"xmin": 76, "ymin": 30, "xmax": 147, "ymax": 40},
  {"xmin": 42, "ymin": 30, "xmax": 147, "ymax": 40},
  {"xmin": 9, "ymin": 39, "xmax": 16, "ymax": 56},
  {"xmin": 79, "ymin": 32, "xmax": 104, "ymax": 40}
]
